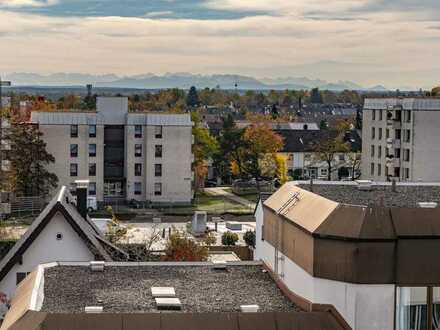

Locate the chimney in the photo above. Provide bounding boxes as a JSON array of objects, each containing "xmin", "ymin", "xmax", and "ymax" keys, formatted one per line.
[{"xmin": 75, "ymin": 180, "xmax": 89, "ymax": 219}]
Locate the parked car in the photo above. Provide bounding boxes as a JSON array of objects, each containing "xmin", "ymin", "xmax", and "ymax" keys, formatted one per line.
[{"xmin": 204, "ymin": 180, "xmax": 218, "ymax": 187}]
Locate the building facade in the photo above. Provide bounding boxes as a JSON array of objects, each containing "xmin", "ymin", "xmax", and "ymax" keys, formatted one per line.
[
  {"xmin": 362, "ymin": 98, "xmax": 440, "ymax": 182},
  {"xmin": 31, "ymin": 97, "xmax": 193, "ymax": 204}
]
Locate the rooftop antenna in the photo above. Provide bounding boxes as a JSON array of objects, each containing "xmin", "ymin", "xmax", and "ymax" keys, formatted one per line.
[{"xmin": 276, "ymin": 192, "xmax": 301, "ymax": 216}]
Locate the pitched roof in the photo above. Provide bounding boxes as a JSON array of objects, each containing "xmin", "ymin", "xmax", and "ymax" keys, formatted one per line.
[
  {"xmin": 264, "ymin": 182, "xmax": 338, "ymax": 233},
  {"xmin": 0, "ymin": 187, "xmax": 127, "ymax": 283}
]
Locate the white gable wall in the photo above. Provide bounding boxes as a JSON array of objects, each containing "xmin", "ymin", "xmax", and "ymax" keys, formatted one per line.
[{"xmin": 0, "ymin": 212, "xmax": 94, "ymax": 298}]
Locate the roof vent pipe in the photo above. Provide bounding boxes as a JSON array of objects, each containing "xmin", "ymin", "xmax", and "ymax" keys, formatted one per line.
[{"xmin": 75, "ymin": 180, "xmax": 89, "ymax": 220}]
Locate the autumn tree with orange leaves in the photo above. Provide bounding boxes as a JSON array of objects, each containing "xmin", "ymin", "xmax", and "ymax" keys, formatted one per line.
[{"xmin": 239, "ymin": 121, "xmax": 284, "ymax": 187}]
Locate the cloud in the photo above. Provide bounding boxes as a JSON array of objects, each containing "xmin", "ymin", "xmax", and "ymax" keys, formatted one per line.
[
  {"xmin": 0, "ymin": 0, "xmax": 57, "ymax": 8},
  {"xmin": 0, "ymin": 2, "xmax": 440, "ymax": 88},
  {"xmin": 143, "ymin": 11, "xmax": 174, "ymax": 18}
]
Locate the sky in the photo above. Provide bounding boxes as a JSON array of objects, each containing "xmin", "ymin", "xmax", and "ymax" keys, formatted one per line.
[{"xmin": 0, "ymin": 0, "xmax": 440, "ymax": 89}]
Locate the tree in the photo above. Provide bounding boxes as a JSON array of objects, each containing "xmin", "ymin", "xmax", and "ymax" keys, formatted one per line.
[
  {"xmin": 186, "ymin": 86, "xmax": 200, "ymax": 108},
  {"xmin": 105, "ymin": 206, "xmax": 129, "ymax": 244},
  {"xmin": 313, "ymin": 134, "xmax": 350, "ymax": 181},
  {"xmin": 432, "ymin": 86, "xmax": 440, "ymax": 96},
  {"xmin": 240, "ymin": 122, "xmax": 284, "ymax": 187},
  {"xmin": 243, "ymin": 230, "xmax": 256, "ymax": 248},
  {"xmin": 347, "ymin": 152, "xmax": 362, "ymax": 180},
  {"xmin": 191, "ymin": 112, "xmax": 218, "ymax": 190},
  {"xmin": 221, "ymin": 231, "xmax": 239, "ymax": 246},
  {"xmin": 7, "ymin": 124, "xmax": 58, "ymax": 197},
  {"xmin": 163, "ymin": 229, "xmax": 209, "ymax": 261}
]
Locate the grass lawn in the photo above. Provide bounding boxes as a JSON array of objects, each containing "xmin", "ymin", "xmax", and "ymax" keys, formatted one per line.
[{"xmin": 162, "ymin": 193, "xmax": 253, "ymax": 215}]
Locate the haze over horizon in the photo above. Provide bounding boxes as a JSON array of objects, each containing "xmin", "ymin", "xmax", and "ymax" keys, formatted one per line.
[{"xmin": 1, "ymin": 0, "xmax": 440, "ymax": 89}]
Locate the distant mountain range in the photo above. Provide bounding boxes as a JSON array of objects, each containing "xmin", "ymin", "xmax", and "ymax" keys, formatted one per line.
[{"xmin": 4, "ymin": 72, "xmax": 389, "ymax": 91}]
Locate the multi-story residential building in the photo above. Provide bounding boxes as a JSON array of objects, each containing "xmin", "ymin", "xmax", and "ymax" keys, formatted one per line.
[
  {"xmin": 362, "ymin": 98, "xmax": 440, "ymax": 182},
  {"xmin": 30, "ymin": 97, "xmax": 193, "ymax": 205}
]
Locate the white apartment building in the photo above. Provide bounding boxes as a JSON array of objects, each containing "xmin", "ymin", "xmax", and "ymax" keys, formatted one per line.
[
  {"xmin": 362, "ymin": 98, "xmax": 440, "ymax": 182},
  {"xmin": 30, "ymin": 97, "xmax": 194, "ymax": 205}
]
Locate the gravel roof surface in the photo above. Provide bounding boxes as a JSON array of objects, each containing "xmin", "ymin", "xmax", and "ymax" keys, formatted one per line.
[
  {"xmin": 41, "ymin": 265, "xmax": 299, "ymax": 313},
  {"xmin": 298, "ymin": 183, "xmax": 440, "ymax": 208}
]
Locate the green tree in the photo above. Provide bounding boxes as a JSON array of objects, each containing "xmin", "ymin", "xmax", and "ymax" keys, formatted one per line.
[
  {"xmin": 313, "ymin": 133, "xmax": 350, "ymax": 181},
  {"xmin": 191, "ymin": 112, "xmax": 219, "ymax": 189},
  {"xmin": 7, "ymin": 124, "xmax": 58, "ymax": 196},
  {"xmin": 186, "ymin": 86, "xmax": 200, "ymax": 108}
]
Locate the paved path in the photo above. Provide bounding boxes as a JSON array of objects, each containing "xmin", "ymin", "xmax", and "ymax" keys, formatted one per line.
[{"xmin": 204, "ymin": 187, "xmax": 257, "ymax": 210}]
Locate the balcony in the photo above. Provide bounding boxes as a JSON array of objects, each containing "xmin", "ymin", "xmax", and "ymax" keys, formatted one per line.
[{"xmin": 386, "ymin": 138, "xmax": 401, "ymax": 149}]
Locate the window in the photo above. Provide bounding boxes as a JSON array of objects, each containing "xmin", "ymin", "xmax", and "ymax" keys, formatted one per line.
[
  {"xmin": 155, "ymin": 164, "xmax": 162, "ymax": 177},
  {"xmin": 338, "ymin": 154, "xmax": 345, "ymax": 161},
  {"xmin": 70, "ymin": 125, "xmax": 78, "ymax": 138},
  {"xmin": 89, "ymin": 182, "xmax": 96, "ymax": 196},
  {"xmin": 404, "ymin": 168, "xmax": 409, "ymax": 180},
  {"xmin": 405, "ymin": 110, "xmax": 412, "ymax": 122},
  {"xmin": 404, "ymin": 149, "xmax": 410, "ymax": 162},
  {"xmin": 134, "ymin": 182, "xmax": 142, "ymax": 195},
  {"xmin": 405, "ymin": 129, "xmax": 411, "ymax": 143},
  {"xmin": 396, "ymin": 287, "xmax": 427, "ymax": 330},
  {"xmin": 89, "ymin": 144, "xmax": 96, "ymax": 157},
  {"xmin": 16, "ymin": 272, "xmax": 29, "ymax": 285},
  {"xmin": 371, "ymin": 127, "xmax": 375, "ymax": 139},
  {"xmin": 135, "ymin": 163, "xmax": 142, "ymax": 176},
  {"xmin": 135, "ymin": 144, "xmax": 142, "ymax": 157},
  {"xmin": 372, "ymin": 110, "xmax": 376, "ymax": 120},
  {"xmin": 135, "ymin": 125, "xmax": 142, "ymax": 138},
  {"xmin": 379, "ymin": 110, "xmax": 383, "ymax": 121},
  {"xmin": 377, "ymin": 164, "xmax": 382, "ymax": 176},
  {"xmin": 89, "ymin": 163, "xmax": 96, "ymax": 176},
  {"xmin": 379, "ymin": 128, "xmax": 383, "ymax": 140},
  {"xmin": 70, "ymin": 163, "xmax": 78, "ymax": 177},
  {"xmin": 395, "ymin": 148, "xmax": 401, "ymax": 159},
  {"xmin": 155, "ymin": 126, "xmax": 163, "ymax": 139},
  {"xmin": 371, "ymin": 145, "xmax": 375, "ymax": 157},
  {"xmin": 155, "ymin": 145, "xmax": 163, "ymax": 158},
  {"xmin": 154, "ymin": 183, "xmax": 162, "ymax": 196},
  {"xmin": 396, "ymin": 129, "xmax": 402, "ymax": 140},
  {"xmin": 320, "ymin": 168, "xmax": 328, "ymax": 177},
  {"xmin": 70, "ymin": 144, "xmax": 78, "ymax": 158},
  {"xmin": 89, "ymin": 125, "xmax": 96, "ymax": 138},
  {"xmin": 386, "ymin": 128, "xmax": 390, "ymax": 139},
  {"xmin": 370, "ymin": 163, "xmax": 374, "ymax": 176},
  {"xmin": 378, "ymin": 146, "xmax": 382, "ymax": 159}
]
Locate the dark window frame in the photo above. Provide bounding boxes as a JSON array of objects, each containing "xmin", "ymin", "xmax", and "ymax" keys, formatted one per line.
[
  {"xmin": 155, "ymin": 126, "xmax": 163, "ymax": 139},
  {"xmin": 89, "ymin": 163, "xmax": 96, "ymax": 176},
  {"xmin": 70, "ymin": 163, "xmax": 78, "ymax": 177},
  {"xmin": 155, "ymin": 164, "xmax": 162, "ymax": 177},
  {"xmin": 154, "ymin": 183, "xmax": 162, "ymax": 196},
  {"xmin": 155, "ymin": 145, "xmax": 163, "ymax": 158},
  {"xmin": 70, "ymin": 125, "xmax": 78, "ymax": 138},
  {"xmin": 135, "ymin": 163, "xmax": 142, "ymax": 176},
  {"xmin": 89, "ymin": 182, "xmax": 96, "ymax": 196},
  {"xmin": 89, "ymin": 125, "xmax": 97, "ymax": 138},
  {"xmin": 70, "ymin": 144, "xmax": 78, "ymax": 158},
  {"xmin": 134, "ymin": 182, "xmax": 142, "ymax": 195},
  {"xmin": 135, "ymin": 125, "xmax": 142, "ymax": 138},
  {"xmin": 89, "ymin": 144, "xmax": 97, "ymax": 157},
  {"xmin": 135, "ymin": 144, "xmax": 142, "ymax": 157}
]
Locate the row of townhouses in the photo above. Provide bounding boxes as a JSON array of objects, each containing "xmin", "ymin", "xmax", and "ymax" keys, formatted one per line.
[{"xmin": 30, "ymin": 97, "xmax": 194, "ymax": 204}]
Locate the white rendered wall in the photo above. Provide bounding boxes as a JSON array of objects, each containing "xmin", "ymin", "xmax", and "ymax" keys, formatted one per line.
[
  {"xmin": 254, "ymin": 203, "xmax": 395, "ymax": 330},
  {"xmin": 0, "ymin": 212, "xmax": 94, "ymax": 298}
]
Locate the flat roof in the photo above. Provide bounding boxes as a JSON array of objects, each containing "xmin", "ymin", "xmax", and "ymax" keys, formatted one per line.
[
  {"xmin": 41, "ymin": 264, "xmax": 299, "ymax": 313},
  {"xmin": 296, "ymin": 181, "xmax": 440, "ymax": 208}
]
